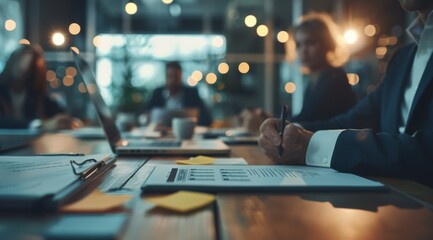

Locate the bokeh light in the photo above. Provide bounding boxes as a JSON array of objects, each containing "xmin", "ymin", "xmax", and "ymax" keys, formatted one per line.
[
  {"xmin": 5, "ymin": 19, "xmax": 16, "ymax": 31},
  {"xmin": 257, "ymin": 25, "xmax": 269, "ymax": 37},
  {"xmin": 218, "ymin": 62, "xmax": 229, "ymax": 74},
  {"xmin": 187, "ymin": 77, "xmax": 198, "ymax": 87},
  {"xmin": 63, "ymin": 76, "xmax": 74, "ymax": 87},
  {"xmin": 162, "ymin": 0, "xmax": 173, "ymax": 4},
  {"xmin": 212, "ymin": 36, "xmax": 224, "ymax": 48},
  {"xmin": 244, "ymin": 15, "xmax": 257, "ymax": 28},
  {"xmin": 277, "ymin": 31, "xmax": 289, "ymax": 43},
  {"xmin": 206, "ymin": 73, "xmax": 217, "ymax": 84},
  {"xmin": 344, "ymin": 29, "xmax": 358, "ymax": 45},
  {"xmin": 285, "ymin": 82, "xmax": 296, "ymax": 94},
  {"xmin": 46, "ymin": 70, "xmax": 56, "ymax": 82},
  {"xmin": 52, "ymin": 32, "xmax": 65, "ymax": 46},
  {"xmin": 69, "ymin": 23, "xmax": 81, "ymax": 35},
  {"xmin": 191, "ymin": 70, "xmax": 203, "ymax": 82},
  {"xmin": 125, "ymin": 2, "xmax": 138, "ymax": 15},
  {"xmin": 347, "ymin": 73, "xmax": 360, "ymax": 86},
  {"xmin": 19, "ymin": 39, "xmax": 30, "ymax": 45},
  {"xmin": 66, "ymin": 67, "xmax": 77, "ymax": 77},
  {"xmin": 238, "ymin": 62, "xmax": 250, "ymax": 74},
  {"xmin": 93, "ymin": 36, "xmax": 102, "ymax": 48},
  {"xmin": 70, "ymin": 46, "xmax": 80, "ymax": 54},
  {"xmin": 364, "ymin": 24, "xmax": 376, "ymax": 37}
]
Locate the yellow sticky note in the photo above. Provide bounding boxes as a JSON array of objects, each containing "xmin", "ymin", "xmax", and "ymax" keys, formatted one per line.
[
  {"xmin": 61, "ymin": 190, "xmax": 132, "ymax": 213},
  {"xmin": 176, "ymin": 155, "xmax": 215, "ymax": 165},
  {"xmin": 144, "ymin": 191, "xmax": 215, "ymax": 213}
]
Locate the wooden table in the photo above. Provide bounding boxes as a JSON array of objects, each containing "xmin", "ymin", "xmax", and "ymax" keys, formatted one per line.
[{"xmin": 2, "ymin": 133, "xmax": 433, "ymax": 240}]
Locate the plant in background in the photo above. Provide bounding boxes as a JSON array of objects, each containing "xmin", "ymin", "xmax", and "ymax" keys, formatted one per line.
[{"xmin": 110, "ymin": 45, "xmax": 146, "ymax": 114}]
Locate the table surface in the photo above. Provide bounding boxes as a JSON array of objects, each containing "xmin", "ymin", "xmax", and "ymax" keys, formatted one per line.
[{"xmin": 1, "ymin": 133, "xmax": 433, "ymax": 240}]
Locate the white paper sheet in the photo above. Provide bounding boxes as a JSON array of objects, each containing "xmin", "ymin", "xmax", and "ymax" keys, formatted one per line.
[{"xmin": 142, "ymin": 165, "xmax": 385, "ymax": 191}]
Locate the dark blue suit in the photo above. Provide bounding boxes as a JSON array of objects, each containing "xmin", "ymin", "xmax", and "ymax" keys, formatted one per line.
[
  {"xmin": 301, "ymin": 44, "xmax": 433, "ymax": 188},
  {"xmin": 145, "ymin": 86, "xmax": 212, "ymax": 126},
  {"xmin": 291, "ymin": 67, "xmax": 357, "ymax": 122}
]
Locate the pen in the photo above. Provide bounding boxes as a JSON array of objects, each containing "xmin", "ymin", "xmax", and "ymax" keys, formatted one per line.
[
  {"xmin": 278, "ymin": 104, "xmax": 289, "ymax": 158},
  {"xmin": 36, "ymin": 153, "xmax": 85, "ymax": 156}
]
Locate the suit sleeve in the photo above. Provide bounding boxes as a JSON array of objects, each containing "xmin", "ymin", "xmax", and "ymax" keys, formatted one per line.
[
  {"xmin": 298, "ymin": 47, "xmax": 406, "ymax": 132},
  {"xmin": 332, "ymin": 129, "xmax": 433, "ymax": 188},
  {"xmin": 299, "ymin": 84, "xmax": 382, "ymax": 132},
  {"xmin": 292, "ymin": 69, "xmax": 356, "ymax": 122}
]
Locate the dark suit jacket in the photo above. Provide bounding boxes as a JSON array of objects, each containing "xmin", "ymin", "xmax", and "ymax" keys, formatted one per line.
[
  {"xmin": 301, "ymin": 44, "xmax": 433, "ymax": 188},
  {"xmin": 145, "ymin": 86, "xmax": 212, "ymax": 126},
  {"xmin": 291, "ymin": 67, "xmax": 357, "ymax": 122},
  {"xmin": 0, "ymin": 87, "xmax": 64, "ymax": 128}
]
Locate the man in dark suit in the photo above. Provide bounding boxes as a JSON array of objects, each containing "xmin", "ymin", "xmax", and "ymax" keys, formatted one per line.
[
  {"xmin": 258, "ymin": 0, "xmax": 433, "ymax": 188},
  {"xmin": 144, "ymin": 61, "xmax": 212, "ymax": 126}
]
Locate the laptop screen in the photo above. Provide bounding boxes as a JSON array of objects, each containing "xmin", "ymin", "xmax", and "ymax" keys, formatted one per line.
[{"xmin": 71, "ymin": 49, "xmax": 122, "ymax": 151}]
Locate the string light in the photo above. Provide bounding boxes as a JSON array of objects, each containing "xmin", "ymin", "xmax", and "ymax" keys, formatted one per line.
[
  {"xmin": 70, "ymin": 46, "xmax": 80, "ymax": 54},
  {"xmin": 206, "ymin": 73, "xmax": 217, "ymax": 84},
  {"xmin": 364, "ymin": 24, "xmax": 376, "ymax": 37},
  {"xmin": 69, "ymin": 23, "xmax": 81, "ymax": 35},
  {"xmin": 218, "ymin": 63, "xmax": 229, "ymax": 74},
  {"xmin": 256, "ymin": 25, "xmax": 269, "ymax": 37},
  {"xmin": 66, "ymin": 67, "xmax": 77, "ymax": 77},
  {"xmin": 277, "ymin": 31, "xmax": 289, "ymax": 43},
  {"xmin": 162, "ymin": 0, "xmax": 173, "ymax": 4},
  {"xmin": 52, "ymin": 32, "xmax": 65, "ymax": 46},
  {"xmin": 187, "ymin": 77, "xmax": 198, "ymax": 87},
  {"xmin": 93, "ymin": 36, "xmax": 101, "ymax": 48},
  {"xmin": 63, "ymin": 76, "xmax": 74, "ymax": 87},
  {"xmin": 125, "ymin": 1, "xmax": 138, "ymax": 15},
  {"xmin": 5, "ymin": 19, "xmax": 16, "ymax": 31},
  {"xmin": 191, "ymin": 70, "xmax": 203, "ymax": 81},
  {"xmin": 244, "ymin": 15, "xmax": 257, "ymax": 28},
  {"xmin": 344, "ymin": 29, "xmax": 358, "ymax": 45},
  {"xmin": 212, "ymin": 36, "xmax": 224, "ymax": 48},
  {"xmin": 238, "ymin": 62, "xmax": 250, "ymax": 74},
  {"xmin": 19, "ymin": 39, "xmax": 30, "ymax": 45},
  {"xmin": 347, "ymin": 73, "xmax": 360, "ymax": 86},
  {"xmin": 285, "ymin": 82, "xmax": 296, "ymax": 94}
]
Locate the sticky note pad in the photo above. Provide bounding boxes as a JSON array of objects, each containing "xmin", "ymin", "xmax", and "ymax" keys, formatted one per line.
[
  {"xmin": 62, "ymin": 190, "xmax": 132, "ymax": 213},
  {"xmin": 144, "ymin": 191, "xmax": 215, "ymax": 213},
  {"xmin": 176, "ymin": 155, "xmax": 215, "ymax": 165}
]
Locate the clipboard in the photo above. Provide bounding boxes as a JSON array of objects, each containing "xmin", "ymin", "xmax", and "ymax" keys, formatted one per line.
[{"xmin": 0, "ymin": 154, "xmax": 116, "ymax": 211}]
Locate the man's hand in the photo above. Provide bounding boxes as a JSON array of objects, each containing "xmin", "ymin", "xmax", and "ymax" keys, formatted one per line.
[{"xmin": 258, "ymin": 118, "xmax": 313, "ymax": 165}]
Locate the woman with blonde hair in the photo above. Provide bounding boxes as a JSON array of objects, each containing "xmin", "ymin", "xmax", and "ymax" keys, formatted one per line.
[{"xmin": 287, "ymin": 13, "xmax": 357, "ymax": 122}]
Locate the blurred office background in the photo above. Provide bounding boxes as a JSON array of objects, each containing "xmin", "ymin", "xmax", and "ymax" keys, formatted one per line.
[{"xmin": 0, "ymin": 0, "xmax": 415, "ymax": 124}]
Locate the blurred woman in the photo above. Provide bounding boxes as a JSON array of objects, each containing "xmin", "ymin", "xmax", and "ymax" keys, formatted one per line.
[
  {"xmin": 287, "ymin": 13, "xmax": 357, "ymax": 122},
  {"xmin": 0, "ymin": 44, "xmax": 80, "ymax": 130}
]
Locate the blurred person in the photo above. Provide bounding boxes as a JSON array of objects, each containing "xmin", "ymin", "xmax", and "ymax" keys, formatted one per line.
[
  {"xmin": 287, "ymin": 13, "xmax": 357, "ymax": 122},
  {"xmin": 0, "ymin": 44, "xmax": 81, "ymax": 131},
  {"xmin": 258, "ymin": 1, "xmax": 433, "ymax": 188},
  {"xmin": 142, "ymin": 61, "xmax": 212, "ymax": 126}
]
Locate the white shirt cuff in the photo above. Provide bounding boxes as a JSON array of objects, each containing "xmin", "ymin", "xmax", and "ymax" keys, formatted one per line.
[{"xmin": 305, "ymin": 130, "xmax": 344, "ymax": 167}]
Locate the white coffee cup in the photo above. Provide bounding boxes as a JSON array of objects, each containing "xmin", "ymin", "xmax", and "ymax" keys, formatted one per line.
[{"xmin": 172, "ymin": 118, "xmax": 196, "ymax": 140}]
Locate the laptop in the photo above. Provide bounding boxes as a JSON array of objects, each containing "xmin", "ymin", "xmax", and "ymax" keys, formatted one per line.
[{"xmin": 71, "ymin": 49, "xmax": 230, "ymax": 156}]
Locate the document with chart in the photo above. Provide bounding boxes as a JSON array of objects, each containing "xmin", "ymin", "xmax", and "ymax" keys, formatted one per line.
[{"xmin": 141, "ymin": 165, "xmax": 385, "ymax": 192}]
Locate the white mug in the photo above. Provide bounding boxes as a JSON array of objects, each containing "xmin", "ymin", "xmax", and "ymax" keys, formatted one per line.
[{"xmin": 172, "ymin": 118, "xmax": 196, "ymax": 139}]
